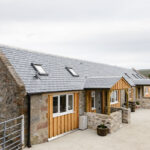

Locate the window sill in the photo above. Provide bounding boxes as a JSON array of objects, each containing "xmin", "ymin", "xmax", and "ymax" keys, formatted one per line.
[
  {"xmin": 53, "ymin": 110, "xmax": 74, "ymax": 118},
  {"xmin": 92, "ymin": 108, "xmax": 96, "ymax": 110},
  {"xmin": 111, "ymin": 101, "xmax": 118, "ymax": 105}
]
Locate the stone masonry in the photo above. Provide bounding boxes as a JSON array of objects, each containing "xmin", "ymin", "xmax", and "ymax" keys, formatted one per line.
[
  {"xmin": 79, "ymin": 91, "xmax": 86, "ymax": 116},
  {"xmin": 122, "ymin": 107, "xmax": 131, "ymax": 123},
  {"xmin": 140, "ymin": 99, "xmax": 150, "ymax": 109},
  {"xmin": 0, "ymin": 50, "xmax": 27, "ymax": 145},
  {"xmin": 0, "ymin": 51, "xmax": 26, "ymax": 121},
  {"xmin": 111, "ymin": 107, "xmax": 131, "ymax": 124},
  {"xmin": 135, "ymin": 86, "xmax": 150, "ymax": 109},
  {"xmin": 84, "ymin": 111, "xmax": 122, "ymax": 133},
  {"xmin": 30, "ymin": 94, "xmax": 48, "ymax": 145}
]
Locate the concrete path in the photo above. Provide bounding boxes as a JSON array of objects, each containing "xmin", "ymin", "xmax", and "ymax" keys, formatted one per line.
[{"xmin": 25, "ymin": 109, "xmax": 150, "ymax": 150}]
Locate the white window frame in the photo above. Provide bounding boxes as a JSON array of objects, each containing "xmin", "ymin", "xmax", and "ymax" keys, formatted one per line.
[
  {"xmin": 31, "ymin": 63, "xmax": 48, "ymax": 76},
  {"xmin": 53, "ymin": 96, "xmax": 59, "ymax": 114},
  {"xmin": 110, "ymin": 90, "xmax": 119, "ymax": 104},
  {"xmin": 66, "ymin": 67, "xmax": 79, "ymax": 77},
  {"xmin": 68, "ymin": 94, "xmax": 74, "ymax": 113},
  {"xmin": 91, "ymin": 91, "xmax": 96, "ymax": 110},
  {"xmin": 53, "ymin": 94, "xmax": 74, "ymax": 118}
]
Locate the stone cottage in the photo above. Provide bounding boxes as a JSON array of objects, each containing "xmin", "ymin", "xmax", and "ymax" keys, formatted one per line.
[{"xmin": 0, "ymin": 45, "xmax": 150, "ymax": 147}]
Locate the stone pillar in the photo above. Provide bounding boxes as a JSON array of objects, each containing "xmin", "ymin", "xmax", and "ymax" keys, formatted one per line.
[
  {"xmin": 79, "ymin": 91, "xmax": 86, "ymax": 115},
  {"xmin": 122, "ymin": 107, "xmax": 131, "ymax": 124}
]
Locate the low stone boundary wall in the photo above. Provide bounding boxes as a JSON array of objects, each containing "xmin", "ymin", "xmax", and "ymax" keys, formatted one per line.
[
  {"xmin": 84, "ymin": 111, "xmax": 122, "ymax": 133},
  {"xmin": 139, "ymin": 99, "xmax": 150, "ymax": 109},
  {"xmin": 111, "ymin": 107, "xmax": 131, "ymax": 124}
]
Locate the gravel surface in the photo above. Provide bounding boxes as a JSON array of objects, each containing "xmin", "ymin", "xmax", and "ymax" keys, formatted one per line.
[{"xmin": 25, "ymin": 109, "xmax": 150, "ymax": 150}]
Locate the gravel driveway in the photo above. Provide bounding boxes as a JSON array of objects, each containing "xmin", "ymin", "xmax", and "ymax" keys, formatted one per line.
[{"xmin": 25, "ymin": 109, "xmax": 150, "ymax": 150}]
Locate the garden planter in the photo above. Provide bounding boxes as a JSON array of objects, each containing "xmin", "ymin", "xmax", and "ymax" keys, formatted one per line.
[
  {"xmin": 129, "ymin": 102, "xmax": 136, "ymax": 112},
  {"xmin": 131, "ymin": 103, "xmax": 136, "ymax": 112},
  {"xmin": 97, "ymin": 125, "xmax": 109, "ymax": 136}
]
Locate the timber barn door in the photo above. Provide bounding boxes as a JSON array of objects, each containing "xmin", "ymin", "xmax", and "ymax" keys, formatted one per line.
[{"xmin": 48, "ymin": 92, "xmax": 79, "ymax": 138}]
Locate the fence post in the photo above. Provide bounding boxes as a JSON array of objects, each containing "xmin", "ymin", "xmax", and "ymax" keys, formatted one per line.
[
  {"xmin": 21, "ymin": 115, "xmax": 24, "ymax": 147},
  {"xmin": 3, "ymin": 122, "xmax": 6, "ymax": 150}
]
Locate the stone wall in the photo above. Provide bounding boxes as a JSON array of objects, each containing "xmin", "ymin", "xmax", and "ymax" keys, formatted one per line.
[
  {"xmin": 79, "ymin": 91, "xmax": 86, "ymax": 115},
  {"xmin": 135, "ymin": 86, "xmax": 150, "ymax": 109},
  {"xmin": 84, "ymin": 111, "xmax": 122, "ymax": 133},
  {"xmin": 122, "ymin": 107, "xmax": 131, "ymax": 123},
  {"xmin": 30, "ymin": 94, "xmax": 48, "ymax": 145},
  {"xmin": 0, "ymin": 51, "xmax": 26, "ymax": 122},
  {"xmin": 0, "ymin": 50, "xmax": 27, "ymax": 146},
  {"xmin": 132, "ymin": 87, "xmax": 136, "ymax": 101},
  {"xmin": 120, "ymin": 90, "xmax": 125, "ymax": 106},
  {"xmin": 111, "ymin": 107, "xmax": 131, "ymax": 124},
  {"xmin": 139, "ymin": 99, "xmax": 150, "ymax": 109}
]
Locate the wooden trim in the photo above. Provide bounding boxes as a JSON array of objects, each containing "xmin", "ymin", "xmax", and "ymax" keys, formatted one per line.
[
  {"xmin": 86, "ymin": 90, "xmax": 97, "ymax": 113},
  {"xmin": 107, "ymin": 90, "xmax": 112, "ymax": 115},
  {"xmin": 102, "ymin": 90, "xmax": 105, "ymax": 114},
  {"xmin": 125, "ymin": 89, "xmax": 129, "ymax": 108},
  {"xmin": 111, "ymin": 77, "xmax": 131, "ymax": 90}
]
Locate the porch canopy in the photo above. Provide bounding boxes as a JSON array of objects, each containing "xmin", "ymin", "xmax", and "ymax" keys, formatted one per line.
[
  {"xmin": 84, "ymin": 76, "xmax": 131, "ymax": 115},
  {"xmin": 84, "ymin": 76, "xmax": 130, "ymax": 90}
]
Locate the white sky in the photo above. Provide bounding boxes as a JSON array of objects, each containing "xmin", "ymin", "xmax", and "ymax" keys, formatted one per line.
[{"xmin": 0, "ymin": 0, "xmax": 150, "ymax": 69}]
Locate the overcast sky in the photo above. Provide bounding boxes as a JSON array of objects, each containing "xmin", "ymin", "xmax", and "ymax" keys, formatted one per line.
[{"xmin": 0, "ymin": 0, "xmax": 150, "ymax": 69}]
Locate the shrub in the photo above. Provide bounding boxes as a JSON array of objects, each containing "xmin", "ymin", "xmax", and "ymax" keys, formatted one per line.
[
  {"xmin": 136, "ymin": 101, "xmax": 140, "ymax": 105},
  {"xmin": 98, "ymin": 124, "xmax": 107, "ymax": 129}
]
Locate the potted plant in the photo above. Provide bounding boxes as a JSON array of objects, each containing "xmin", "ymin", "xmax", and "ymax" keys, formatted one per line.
[
  {"xmin": 97, "ymin": 124, "xmax": 109, "ymax": 136},
  {"xmin": 136, "ymin": 101, "xmax": 140, "ymax": 109},
  {"xmin": 129, "ymin": 101, "xmax": 136, "ymax": 112}
]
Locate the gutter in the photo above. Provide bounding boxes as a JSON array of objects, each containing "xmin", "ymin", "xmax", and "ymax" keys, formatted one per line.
[{"xmin": 27, "ymin": 94, "xmax": 31, "ymax": 148}]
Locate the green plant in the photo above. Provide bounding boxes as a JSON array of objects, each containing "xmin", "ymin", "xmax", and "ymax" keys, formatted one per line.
[
  {"xmin": 98, "ymin": 124, "xmax": 107, "ymax": 129},
  {"xmin": 136, "ymin": 101, "xmax": 140, "ymax": 105}
]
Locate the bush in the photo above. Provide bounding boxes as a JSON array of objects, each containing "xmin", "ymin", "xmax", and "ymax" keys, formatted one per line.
[
  {"xmin": 97, "ymin": 124, "xmax": 107, "ymax": 129},
  {"xmin": 136, "ymin": 101, "xmax": 140, "ymax": 105}
]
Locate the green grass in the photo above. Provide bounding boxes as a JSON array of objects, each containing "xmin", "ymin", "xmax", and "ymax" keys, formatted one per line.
[{"xmin": 139, "ymin": 69, "xmax": 150, "ymax": 78}]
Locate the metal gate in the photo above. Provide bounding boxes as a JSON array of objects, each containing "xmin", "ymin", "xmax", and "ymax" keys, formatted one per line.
[{"xmin": 0, "ymin": 115, "xmax": 24, "ymax": 150}]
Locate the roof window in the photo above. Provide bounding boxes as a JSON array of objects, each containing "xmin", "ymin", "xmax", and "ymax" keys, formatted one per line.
[
  {"xmin": 132, "ymin": 74, "xmax": 139, "ymax": 79},
  {"xmin": 136, "ymin": 74, "xmax": 143, "ymax": 79},
  {"xmin": 31, "ymin": 63, "xmax": 48, "ymax": 76},
  {"xmin": 125, "ymin": 73, "xmax": 131, "ymax": 78},
  {"xmin": 66, "ymin": 67, "xmax": 79, "ymax": 77}
]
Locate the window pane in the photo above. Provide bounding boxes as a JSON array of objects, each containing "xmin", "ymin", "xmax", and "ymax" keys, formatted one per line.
[
  {"xmin": 68, "ymin": 95, "xmax": 73, "ymax": 110},
  {"xmin": 60, "ymin": 95, "xmax": 66, "ymax": 113},
  {"xmin": 111, "ymin": 91, "xmax": 118, "ymax": 103},
  {"xmin": 53, "ymin": 97, "xmax": 58, "ymax": 113},
  {"xmin": 92, "ymin": 97, "xmax": 95, "ymax": 108},
  {"xmin": 34, "ymin": 65, "xmax": 47, "ymax": 74}
]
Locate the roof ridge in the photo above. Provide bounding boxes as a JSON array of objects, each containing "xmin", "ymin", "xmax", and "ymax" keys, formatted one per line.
[
  {"xmin": 87, "ymin": 76, "xmax": 122, "ymax": 79},
  {"xmin": 0, "ymin": 44, "xmax": 130, "ymax": 70}
]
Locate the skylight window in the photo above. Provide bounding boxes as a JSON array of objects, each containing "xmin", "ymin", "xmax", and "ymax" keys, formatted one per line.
[
  {"xmin": 136, "ymin": 74, "xmax": 143, "ymax": 79},
  {"xmin": 31, "ymin": 63, "xmax": 48, "ymax": 76},
  {"xmin": 132, "ymin": 74, "xmax": 138, "ymax": 79},
  {"xmin": 66, "ymin": 67, "xmax": 79, "ymax": 77},
  {"xmin": 125, "ymin": 73, "xmax": 131, "ymax": 79}
]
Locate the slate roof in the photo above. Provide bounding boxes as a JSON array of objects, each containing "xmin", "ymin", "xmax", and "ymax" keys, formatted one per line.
[
  {"xmin": 84, "ymin": 76, "xmax": 122, "ymax": 89},
  {"xmin": 0, "ymin": 45, "xmax": 149, "ymax": 94},
  {"xmin": 133, "ymin": 79, "xmax": 150, "ymax": 86}
]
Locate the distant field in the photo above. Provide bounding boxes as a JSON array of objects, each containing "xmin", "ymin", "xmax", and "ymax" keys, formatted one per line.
[{"xmin": 139, "ymin": 69, "xmax": 150, "ymax": 78}]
